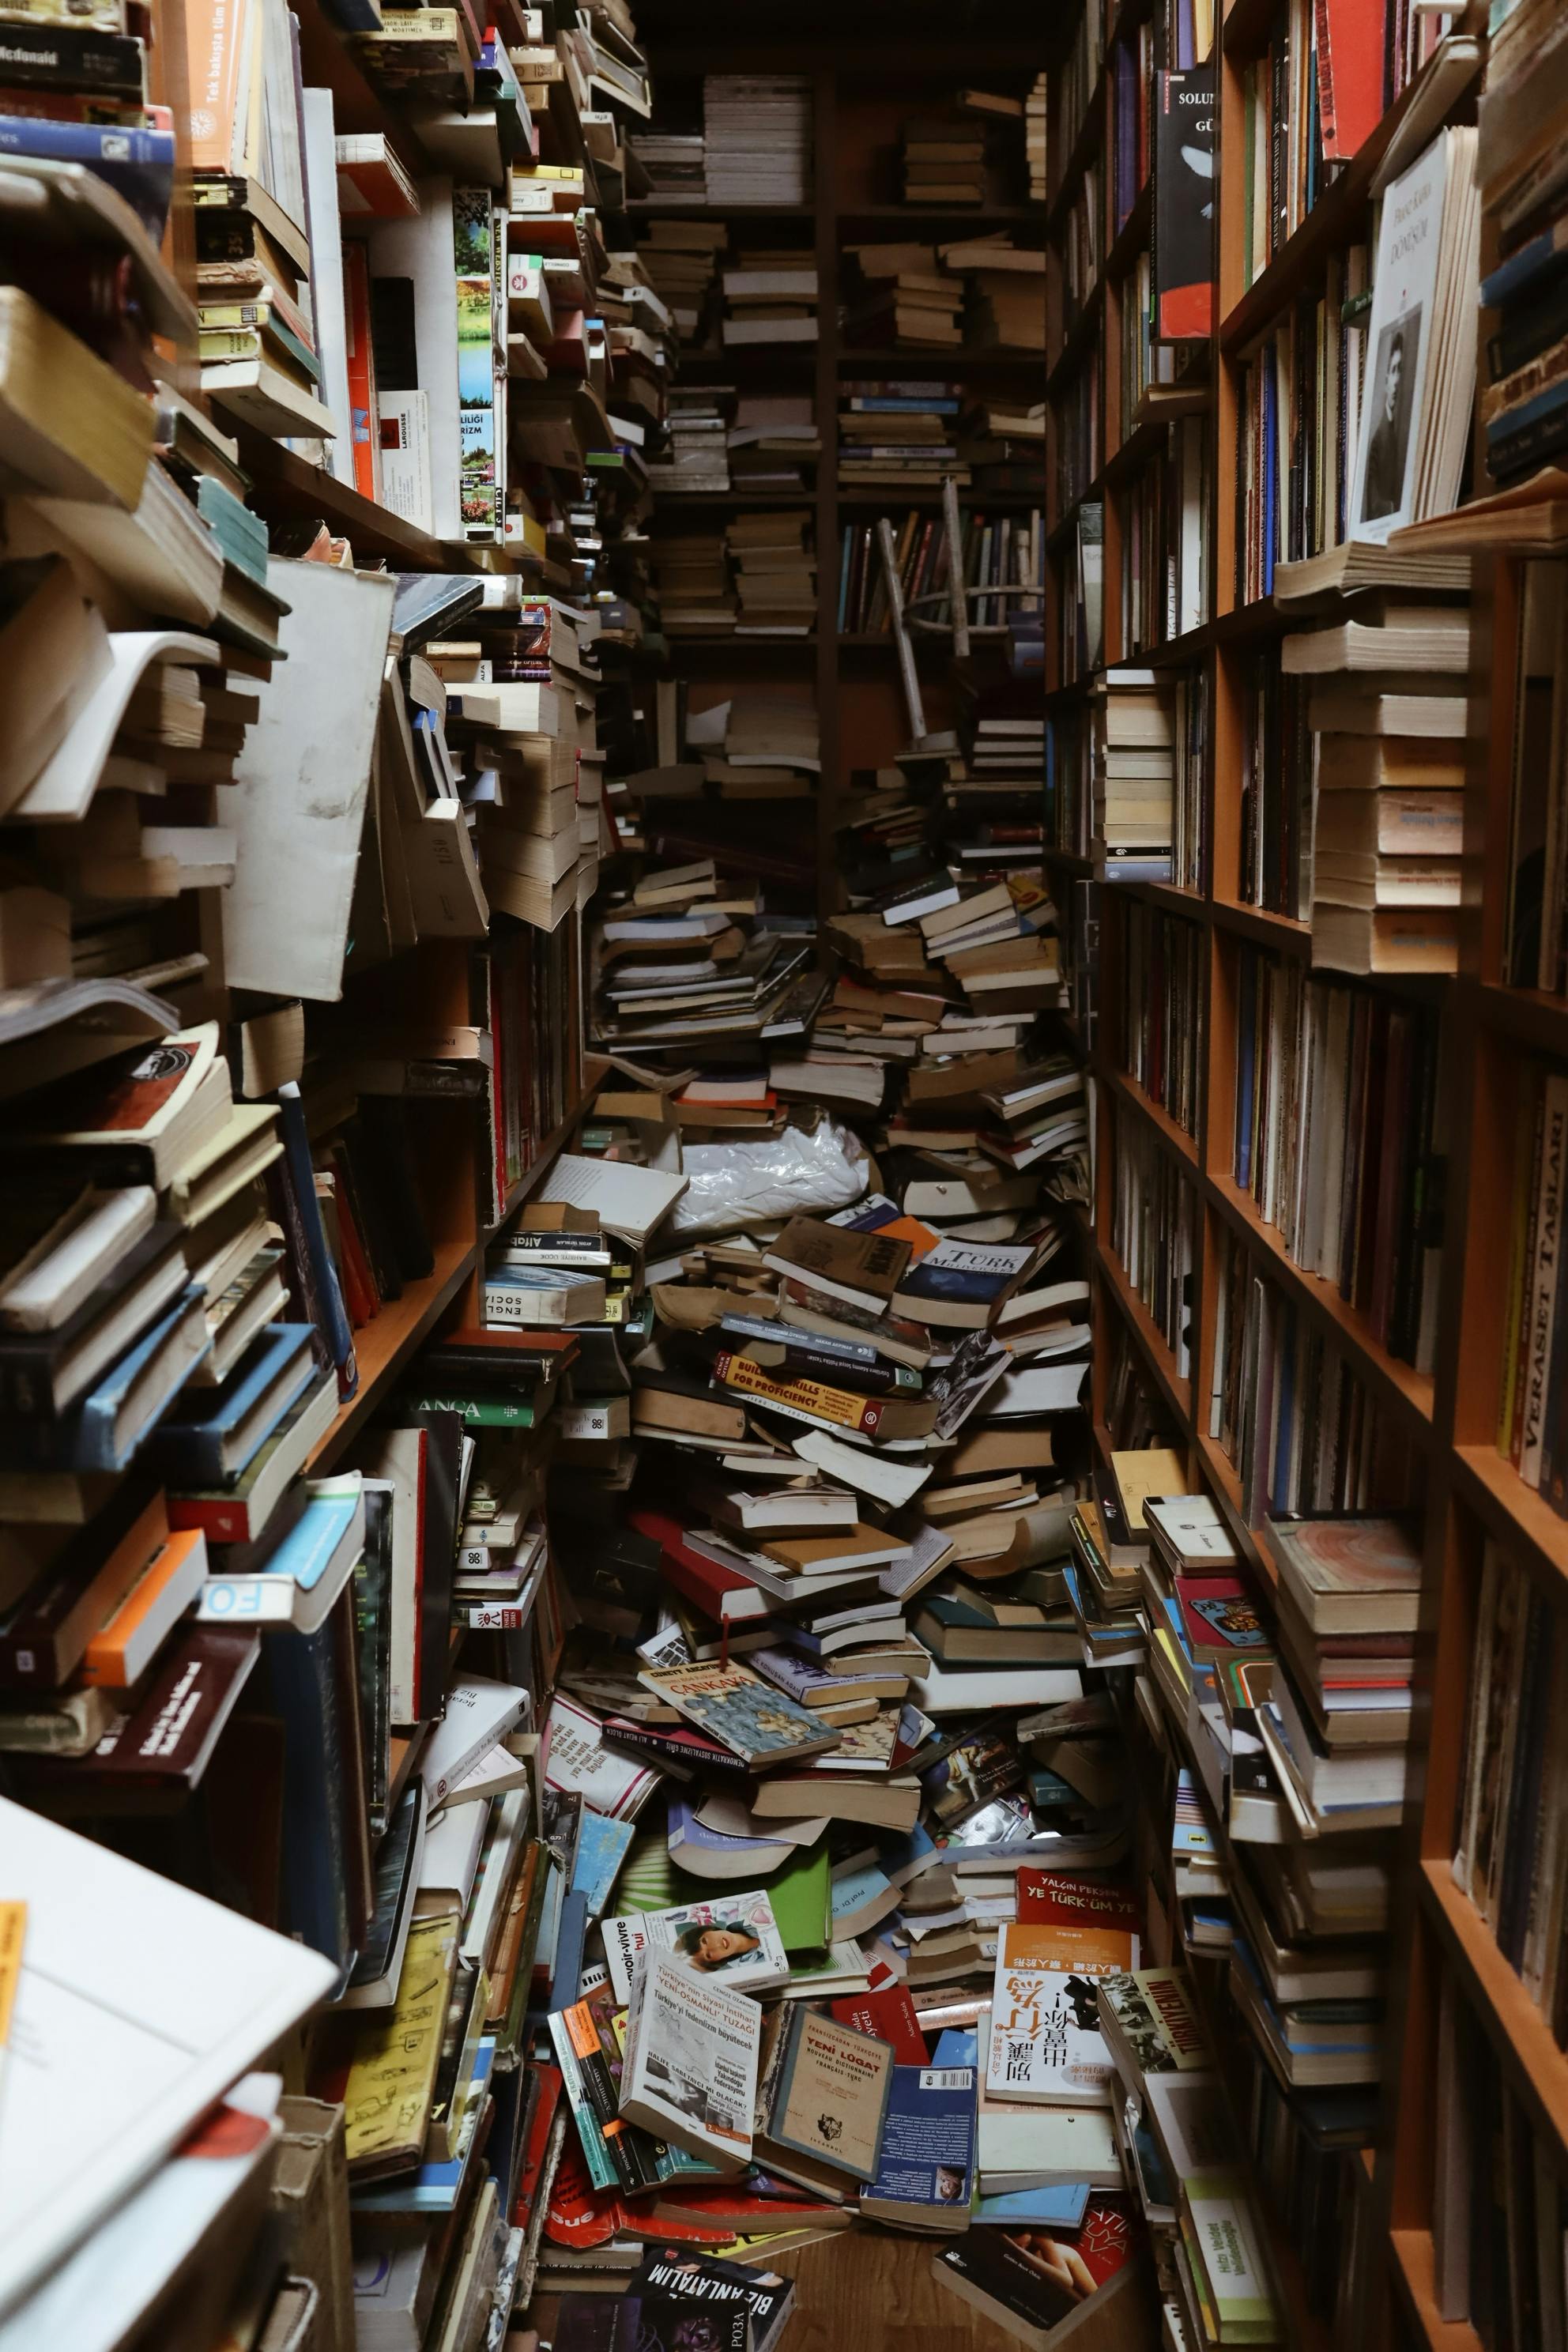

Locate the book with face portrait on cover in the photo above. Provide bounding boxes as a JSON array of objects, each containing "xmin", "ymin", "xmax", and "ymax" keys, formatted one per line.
[{"xmin": 601, "ymin": 1889, "xmax": 790, "ymax": 2004}]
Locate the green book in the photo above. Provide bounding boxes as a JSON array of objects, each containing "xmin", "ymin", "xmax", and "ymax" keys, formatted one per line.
[{"xmin": 401, "ymin": 1390, "xmax": 538, "ymax": 1428}]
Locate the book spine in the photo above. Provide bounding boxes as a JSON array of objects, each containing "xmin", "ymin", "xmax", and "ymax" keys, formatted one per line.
[{"xmin": 277, "ymin": 1082, "xmax": 358, "ymax": 1400}]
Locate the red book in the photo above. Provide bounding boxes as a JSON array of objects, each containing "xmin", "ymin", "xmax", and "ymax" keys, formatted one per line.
[
  {"xmin": 831, "ymin": 1981, "xmax": 929, "ymax": 2066},
  {"xmin": 341, "ymin": 239, "xmax": 380, "ymax": 503},
  {"xmin": 1315, "ymin": 0, "xmax": 1389, "ymax": 164},
  {"xmin": 629, "ymin": 1506, "xmax": 773, "ymax": 1626},
  {"xmin": 514, "ymin": 2062, "xmax": 564, "ymax": 2228},
  {"xmin": 17, "ymin": 1627, "xmax": 259, "ymax": 1790},
  {"xmin": 1015, "ymin": 1870, "xmax": 1141, "ymax": 1974}
]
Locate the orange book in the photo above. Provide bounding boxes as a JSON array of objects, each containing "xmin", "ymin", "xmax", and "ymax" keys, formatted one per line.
[
  {"xmin": 184, "ymin": 0, "xmax": 251, "ymax": 173},
  {"xmin": 81, "ymin": 1526, "xmax": 209, "ymax": 1690},
  {"xmin": 341, "ymin": 239, "xmax": 382, "ymax": 505}
]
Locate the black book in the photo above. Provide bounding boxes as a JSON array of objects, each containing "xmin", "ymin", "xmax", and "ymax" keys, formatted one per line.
[
  {"xmin": 0, "ymin": 1220, "xmax": 183, "ymax": 1417},
  {"xmin": 1152, "ymin": 66, "xmax": 1216, "ymax": 341},
  {"xmin": 356, "ymin": 1097, "xmax": 435, "ymax": 1280},
  {"xmin": 0, "ymin": 21, "xmax": 144, "ymax": 92},
  {"xmin": 344, "ymin": 1779, "xmax": 424, "ymax": 2002}
]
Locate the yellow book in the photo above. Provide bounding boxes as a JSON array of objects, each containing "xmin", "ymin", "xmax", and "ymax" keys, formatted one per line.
[
  {"xmin": 0, "ymin": 286, "xmax": 153, "ymax": 511},
  {"xmin": 341, "ymin": 1911, "xmax": 459, "ymax": 2177}
]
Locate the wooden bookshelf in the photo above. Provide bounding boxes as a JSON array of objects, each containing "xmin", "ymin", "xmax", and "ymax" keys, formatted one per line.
[
  {"xmin": 630, "ymin": 36, "xmax": 1048, "ymax": 930},
  {"xmin": 1039, "ymin": 4, "xmax": 1547, "ymax": 2346}
]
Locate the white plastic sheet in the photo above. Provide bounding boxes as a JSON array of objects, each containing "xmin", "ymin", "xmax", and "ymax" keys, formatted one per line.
[{"xmin": 665, "ymin": 1116, "xmax": 869, "ymax": 1240}]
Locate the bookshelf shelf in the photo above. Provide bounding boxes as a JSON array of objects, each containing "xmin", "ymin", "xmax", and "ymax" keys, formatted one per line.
[
  {"xmin": 1205, "ymin": 1176, "xmax": 1438, "ymax": 1432},
  {"xmin": 1104, "ymin": 1064, "xmax": 1200, "ymax": 1167},
  {"xmin": 1093, "ymin": 1234, "xmax": 1193, "ymax": 1424},
  {"xmin": 1208, "ymin": 897, "xmax": 1314, "ymax": 957},
  {"xmin": 236, "ymin": 432, "xmax": 503, "ymax": 572},
  {"xmin": 1450, "ymin": 1445, "xmax": 1568, "ymax": 1599},
  {"xmin": 307, "ymin": 1238, "xmax": 476, "ymax": 1476},
  {"xmin": 1475, "ymin": 981, "xmax": 1568, "ymax": 1058},
  {"xmin": 1419, "ymin": 1862, "xmax": 1568, "ymax": 2157},
  {"xmin": 1219, "ymin": 0, "xmax": 1283, "ymax": 62},
  {"xmin": 1046, "ymin": 286, "xmax": 1106, "ymax": 395},
  {"xmin": 1118, "ymin": 877, "xmax": 1209, "ymax": 920},
  {"xmin": 1388, "ymin": 2233, "xmax": 1483, "ymax": 2352}
]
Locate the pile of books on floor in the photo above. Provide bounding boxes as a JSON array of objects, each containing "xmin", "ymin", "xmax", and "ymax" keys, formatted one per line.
[
  {"xmin": 590, "ymin": 857, "xmax": 820, "ymax": 1057},
  {"xmin": 635, "ymin": 220, "xmax": 727, "ymax": 345},
  {"xmin": 723, "ymin": 250, "xmax": 819, "ymax": 346},
  {"xmin": 839, "ymin": 382, "xmax": 970, "ymax": 490},
  {"xmin": 703, "ymin": 73, "xmax": 812, "ymax": 205}
]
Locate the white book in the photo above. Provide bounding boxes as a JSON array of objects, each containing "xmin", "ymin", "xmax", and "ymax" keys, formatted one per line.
[
  {"xmin": 0, "ymin": 1185, "xmax": 156, "ymax": 1332},
  {"xmin": 542, "ymin": 1692, "xmax": 659, "ymax": 1819},
  {"xmin": 378, "ymin": 390, "xmax": 433, "ymax": 536},
  {"xmin": 984, "ymin": 1932, "xmax": 1118, "ymax": 2107},
  {"xmin": 0, "ymin": 1801, "xmax": 334, "ymax": 2318},
  {"xmin": 300, "ymin": 89, "xmax": 355, "ymax": 488},
  {"xmin": 420, "ymin": 1676, "xmax": 530, "ymax": 1806},
  {"xmin": 368, "ymin": 182, "xmax": 464, "ymax": 541},
  {"xmin": 618, "ymin": 1947, "xmax": 760, "ymax": 2172},
  {"xmin": 601, "ymin": 1888, "xmax": 790, "ymax": 2004}
]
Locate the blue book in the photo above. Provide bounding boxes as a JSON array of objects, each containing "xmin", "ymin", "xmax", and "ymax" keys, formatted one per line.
[
  {"xmin": 268, "ymin": 1607, "xmax": 362, "ymax": 1981},
  {"xmin": 0, "ymin": 115, "xmax": 174, "ymax": 237},
  {"xmin": 845, "ymin": 397, "xmax": 962, "ymax": 413},
  {"xmin": 861, "ymin": 2064, "xmax": 976, "ymax": 2225},
  {"xmin": 13, "ymin": 1284, "xmax": 211, "ymax": 1473},
  {"xmin": 149, "ymin": 1323, "xmax": 315, "ymax": 1483},
  {"xmin": 932, "ymin": 2027, "xmax": 978, "ymax": 2067},
  {"xmin": 197, "ymin": 1482, "xmax": 364, "ymax": 1632},
  {"xmin": 1480, "ymin": 219, "xmax": 1568, "ymax": 311},
  {"xmin": 571, "ymin": 1811, "xmax": 635, "ymax": 1917},
  {"xmin": 973, "ymin": 2181, "xmax": 1093, "ymax": 2229},
  {"xmin": 277, "ymin": 1083, "xmax": 356, "ymax": 1399}
]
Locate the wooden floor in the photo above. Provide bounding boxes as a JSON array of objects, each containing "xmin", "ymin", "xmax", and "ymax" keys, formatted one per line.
[{"xmin": 525, "ymin": 2231, "xmax": 1161, "ymax": 2349}]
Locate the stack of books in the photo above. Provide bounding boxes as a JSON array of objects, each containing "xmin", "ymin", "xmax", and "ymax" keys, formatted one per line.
[
  {"xmin": 591, "ymin": 858, "xmax": 819, "ymax": 1056},
  {"xmin": 839, "ymin": 382, "xmax": 969, "ymax": 490},
  {"xmin": 722, "ymin": 251, "xmax": 819, "ymax": 346},
  {"xmin": 1091, "ymin": 666, "xmax": 1176, "ymax": 884},
  {"xmin": 726, "ymin": 511, "xmax": 816, "ymax": 635},
  {"xmin": 648, "ymin": 384, "xmax": 733, "ymax": 493},
  {"xmin": 728, "ymin": 395, "xmax": 821, "ymax": 492},
  {"xmin": 703, "ymin": 74, "xmax": 812, "ymax": 205},
  {"xmin": 635, "ymin": 219, "xmax": 728, "ymax": 345},
  {"xmin": 900, "ymin": 111, "xmax": 988, "ymax": 205},
  {"xmin": 844, "ymin": 245, "xmax": 964, "ymax": 349},
  {"xmin": 628, "ymin": 129, "xmax": 706, "ymax": 203},
  {"xmin": 961, "ymin": 394, "xmax": 1047, "ymax": 496},
  {"xmin": 650, "ymin": 530, "xmax": 737, "ymax": 634}
]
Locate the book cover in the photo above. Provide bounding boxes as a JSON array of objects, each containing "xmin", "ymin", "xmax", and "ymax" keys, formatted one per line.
[
  {"xmin": 619, "ymin": 1949, "xmax": 760, "ymax": 2173},
  {"xmin": 1181, "ymin": 2168, "xmax": 1280, "ymax": 2337},
  {"xmin": 1014, "ymin": 1870, "xmax": 1141, "ymax": 1974},
  {"xmin": 861, "ymin": 2064, "xmax": 976, "ymax": 2225},
  {"xmin": 761, "ymin": 2005, "xmax": 895, "ymax": 2186},
  {"xmin": 1097, "ymin": 1969, "xmax": 1212, "ymax": 2077},
  {"xmin": 635, "ymin": 1660, "xmax": 839, "ymax": 1767},
  {"xmin": 601, "ymin": 1889, "xmax": 790, "ymax": 2005},
  {"xmin": 1152, "ymin": 68, "xmax": 1215, "ymax": 341},
  {"xmin": 628, "ymin": 2247, "xmax": 794, "ymax": 2352},
  {"xmin": 543, "ymin": 1693, "xmax": 661, "ymax": 1819},
  {"xmin": 933, "ymin": 2197, "xmax": 1143, "ymax": 2335},
  {"xmin": 554, "ymin": 2298, "xmax": 748, "ymax": 2352},
  {"xmin": 986, "ymin": 1932, "xmax": 1118, "ymax": 2107},
  {"xmin": 829, "ymin": 1980, "xmax": 929, "ymax": 2065}
]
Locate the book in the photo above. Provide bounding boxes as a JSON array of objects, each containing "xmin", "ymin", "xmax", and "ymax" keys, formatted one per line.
[
  {"xmin": 1265, "ymin": 1517, "xmax": 1423, "ymax": 1634},
  {"xmin": 635, "ymin": 1660, "xmax": 842, "ymax": 1766},
  {"xmin": 859, "ymin": 2063, "xmax": 977, "ymax": 2230},
  {"xmin": 601, "ymin": 1889, "xmax": 790, "ymax": 2004},
  {"xmin": 932, "ymin": 2199, "xmax": 1145, "ymax": 2350},
  {"xmin": 755, "ymin": 2002, "xmax": 896, "ymax": 2192},
  {"xmin": 1095, "ymin": 1969, "xmax": 1212, "ymax": 2086},
  {"xmin": 985, "ymin": 1929, "xmax": 1118, "ymax": 2107},
  {"xmin": 617, "ymin": 1948, "xmax": 760, "ymax": 2173}
]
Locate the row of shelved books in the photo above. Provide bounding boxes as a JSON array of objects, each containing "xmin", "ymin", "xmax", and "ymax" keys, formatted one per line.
[
  {"xmin": 1452, "ymin": 1539, "xmax": 1568, "ymax": 2041},
  {"xmin": 1430, "ymin": 1969, "xmax": 1568, "ymax": 2343},
  {"xmin": 836, "ymin": 508, "xmax": 1045, "ymax": 637},
  {"xmin": 1056, "ymin": 157, "xmax": 1102, "ymax": 330},
  {"xmin": 1109, "ymin": 1114, "xmax": 1196, "ymax": 1378},
  {"xmin": 1473, "ymin": 23, "xmax": 1568, "ymax": 484},
  {"xmin": 1239, "ymin": 606, "xmax": 1468, "ymax": 974},
  {"xmin": 1236, "ymin": 126, "xmax": 1478, "ymax": 601},
  {"xmin": 1054, "ymin": 343, "xmax": 1102, "ymax": 509},
  {"xmin": 1118, "ymin": 256, "xmax": 1206, "ymax": 437},
  {"xmin": 1494, "ymin": 1059, "xmax": 1568, "ymax": 1518},
  {"xmin": 1119, "ymin": 904, "xmax": 1204, "ymax": 1140},
  {"xmin": 1209, "ymin": 1230, "xmax": 1423, "ymax": 1521},
  {"xmin": 1238, "ymin": 5, "xmax": 1472, "ymax": 292},
  {"xmin": 1233, "ymin": 952, "xmax": 1445, "ymax": 1374},
  {"xmin": 1117, "ymin": 412, "xmax": 1209, "ymax": 655}
]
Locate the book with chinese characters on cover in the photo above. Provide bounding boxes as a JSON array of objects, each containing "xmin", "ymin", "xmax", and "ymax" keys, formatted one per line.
[{"xmin": 984, "ymin": 1927, "xmax": 1118, "ymax": 2108}]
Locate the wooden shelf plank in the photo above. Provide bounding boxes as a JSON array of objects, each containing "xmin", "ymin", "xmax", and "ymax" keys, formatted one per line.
[
  {"xmin": 1419, "ymin": 1862, "xmax": 1568, "ymax": 2158},
  {"xmin": 1104, "ymin": 1064, "xmax": 1200, "ymax": 1168},
  {"xmin": 236, "ymin": 429, "xmax": 503, "ymax": 573},
  {"xmin": 1476, "ymin": 981, "xmax": 1568, "ymax": 1058},
  {"xmin": 1209, "ymin": 898, "xmax": 1316, "ymax": 957},
  {"xmin": 1450, "ymin": 1444, "xmax": 1568, "ymax": 1597},
  {"xmin": 306, "ymin": 1238, "xmax": 476, "ymax": 1476},
  {"xmin": 1389, "ymin": 2232, "xmax": 1483, "ymax": 2352}
]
